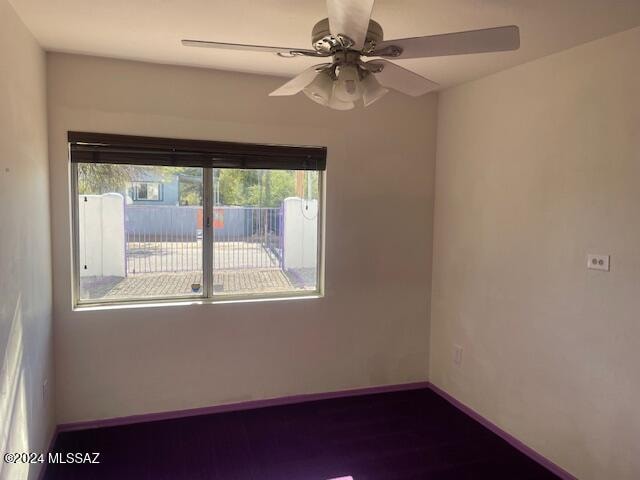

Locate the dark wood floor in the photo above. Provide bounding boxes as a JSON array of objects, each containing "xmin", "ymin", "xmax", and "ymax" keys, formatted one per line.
[{"xmin": 45, "ymin": 388, "xmax": 559, "ymax": 479}]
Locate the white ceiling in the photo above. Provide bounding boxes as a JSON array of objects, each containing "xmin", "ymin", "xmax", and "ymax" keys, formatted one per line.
[{"xmin": 10, "ymin": 0, "xmax": 640, "ymax": 89}]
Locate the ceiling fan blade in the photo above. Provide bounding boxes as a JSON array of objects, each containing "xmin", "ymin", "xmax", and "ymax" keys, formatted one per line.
[
  {"xmin": 371, "ymin": 25, "xmax": 520, "ymax": 59},
  {"xmin": 182, "ymin": 39, "xmax": 318, "ymax": 56},
  {"xmin": 269, "ymin": 65, "xmax": 330, "ymax": 96},
  {"xmin": 368, "ymin": 60, "xmax": 438, "ymax": 96},
  {"xmin": 326, "ymin": 0, "xmax": 375, "ymax": 50}
]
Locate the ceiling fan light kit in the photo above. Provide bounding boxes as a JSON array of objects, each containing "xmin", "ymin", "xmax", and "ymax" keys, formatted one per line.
[
  {"xmin": 182, "ymin": 0, "xmax": 520, "ymax": 110},
  {"xmin": 301, "ymin": 48, "xmax": 389, "ymax": 109}
]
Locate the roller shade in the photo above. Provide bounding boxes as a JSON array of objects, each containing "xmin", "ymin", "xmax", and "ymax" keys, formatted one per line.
[{"xmin": 68, "ymin": 132, "xmax": 327, "ymax": 171}]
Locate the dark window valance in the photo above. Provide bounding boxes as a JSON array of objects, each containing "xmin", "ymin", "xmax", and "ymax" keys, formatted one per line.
[{"xmin": 68, "ymin": 132, "xmax": 326, "ymax": 171}]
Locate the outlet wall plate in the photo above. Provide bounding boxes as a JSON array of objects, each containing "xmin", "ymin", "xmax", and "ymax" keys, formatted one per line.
[
  {"xmin": 453, "ymin": 344, "xmax": 463, "ymax": 366},
  {"xmin": 587, "ymin": 254, "xmax": 610, "ymax": 272}
]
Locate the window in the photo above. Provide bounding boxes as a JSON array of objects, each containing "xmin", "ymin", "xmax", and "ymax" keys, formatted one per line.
[
  {"xmin": 69, "ymin": 132, "xmax": 325, "ymax": 306},
  {"xmin": 132, "ymin": 181, "xmax": 162, "ymax": 201}
]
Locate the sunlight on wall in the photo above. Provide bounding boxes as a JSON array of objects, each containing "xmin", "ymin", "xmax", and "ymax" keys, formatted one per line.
[{"xmin": 0, "ymin": 295, "xmax": 31, "ymax": 480}]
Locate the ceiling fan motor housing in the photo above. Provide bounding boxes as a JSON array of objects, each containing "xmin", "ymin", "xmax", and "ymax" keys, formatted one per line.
[{"xmin": 312, "ymin": 18, "xmax": 384, "ymax": 53}]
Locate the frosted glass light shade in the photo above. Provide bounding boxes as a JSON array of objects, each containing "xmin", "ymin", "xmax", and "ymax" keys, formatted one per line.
[
  {"xmin": 361, "ymin": 73, "xmax": 389, "ymax": 107},
  {"xmin": 328, "ymin": 92, "xmax": 355, "ymax": 110},
  {"xmin": 303, "ymin": 71, "xmax": 334, "ymax": 106},
  {"xmin": 333, "ymin": 64, "xmax": 361, "ymax": 102}
]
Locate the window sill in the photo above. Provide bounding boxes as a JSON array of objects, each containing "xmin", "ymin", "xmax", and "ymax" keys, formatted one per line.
[{"xmin": 73, "ymin": 292, "xmax": 323, "ymax": 312}]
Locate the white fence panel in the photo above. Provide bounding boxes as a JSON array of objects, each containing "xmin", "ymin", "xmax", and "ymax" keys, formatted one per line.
[
  {"xmin": 283, "ymin": 197, "xmax": 318, "ymax": 270},
  {"xmin": 78, "ymin": 193, "xmax": 125, "ymax": 277}
]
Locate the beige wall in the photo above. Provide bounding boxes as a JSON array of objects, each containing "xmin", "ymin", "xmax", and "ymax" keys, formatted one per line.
[
  {"xmin": 47, "ymin": 53, "xmax": 438, "ymax": 424},
  {"xmin": 431, "ymin": 26, "xmax": 640, "ymax": 480},
  {"xmin": 0, "ymin": 1, "xmax": 54, "ymax": 479}
]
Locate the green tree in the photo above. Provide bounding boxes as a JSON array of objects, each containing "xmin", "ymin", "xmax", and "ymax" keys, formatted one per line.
[
  {"xmin": 171, "ymin": 167, "xmax": 203, "ymax": 206},
  {"xmin": 78, "ymin": 163, "xmax": 162, "ymax": 196},
  {"xmin": 216, "ymin": 169, "xmax": 297, "ymax": 207},
  {"xmin": 78, "ymin": 163, "xmax": 316, "ymax": 207},
  {"xmin": 77, "ymin": 163, "xmax": 134, "ymax": 195}
]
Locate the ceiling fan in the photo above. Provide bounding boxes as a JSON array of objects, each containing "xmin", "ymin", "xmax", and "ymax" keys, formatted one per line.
[{"xmin": 182, "ymin": 0, "xmax": 520, "ymax": 110}]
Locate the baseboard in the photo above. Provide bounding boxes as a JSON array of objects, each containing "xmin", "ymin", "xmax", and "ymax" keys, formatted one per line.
[
  {"xmin": 57, "ymin": 381, "xmax": 430, "ymax": 432},
  {"xmin": 427, "ymin": 383, "xmax": 577, "ymax": 480}
]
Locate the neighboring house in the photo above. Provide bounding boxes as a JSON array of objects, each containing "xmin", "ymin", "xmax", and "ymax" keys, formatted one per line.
[
  {"xmin": 123, "ymin": 172, "xmax": 204, "ymax": 241},
  {"xmin": 126, "ymin": 173, "xmax": 201, "ymax": 206}
]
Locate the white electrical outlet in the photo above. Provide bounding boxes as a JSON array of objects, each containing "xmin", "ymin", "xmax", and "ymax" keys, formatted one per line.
[
  {"xmin": 453, "ymin": 345, "xmax": 463, "ymax": 367},
  {"xmin": 587, "ymin": 254, "xmax": 610, "ymax": 272}
]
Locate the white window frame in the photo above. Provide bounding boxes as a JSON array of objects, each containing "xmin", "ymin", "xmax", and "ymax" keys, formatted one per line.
[
  {"xmin": 132, "ymin": 181, "xmax": 163, "ymax": 201},
  {"xmin": 70, "ymin": 164, "xmax": 324, "ymax": 308}
]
